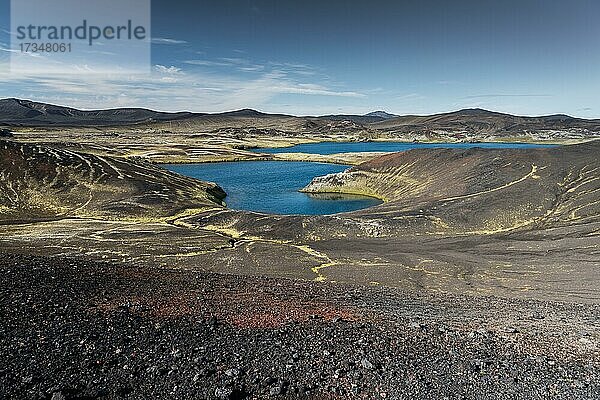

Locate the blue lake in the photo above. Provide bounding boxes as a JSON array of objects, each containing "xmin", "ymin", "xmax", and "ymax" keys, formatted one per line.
[
  {"xmin": 165, "ymin": 161, "xmax": 382, "ymax": 215},
  {"xmin": 167, "ymin": 142, "xmax": 557, "ymax": 215},
  {"xmin": 258, "ymin": 141, "xmax": 556, "ymax": 155}
]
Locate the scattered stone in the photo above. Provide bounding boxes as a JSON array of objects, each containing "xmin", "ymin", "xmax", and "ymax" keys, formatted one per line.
[
  {"xmin": 1, "ymin": 254, "xmax": 599, "ymax": 399},
  {"xmin": 269, "ymin": 386, "xmax": 283, "ymax": 396},
  {"xmin": 215, "ymin": 387, "xmax": 233, "ymax": 399},
  {"xmin": 361, "ymin": 358, "xmax": 375, "ymax": 370},
  {"xmin": 0, "ymin": 128, "xmax": 12, "ymax": 138},
  {"xmin": 262, "ymin": 376, "xmax": 276, "ymax": 386},
  {"xmin": 51, "ymin": 392, "xmax": 66, "ymax": 400},
  {"xmin": 503, "ymin": 326, "xmax": 520, "ymax": 334}
]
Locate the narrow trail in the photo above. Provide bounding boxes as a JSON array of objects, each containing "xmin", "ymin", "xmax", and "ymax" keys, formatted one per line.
[
  {"xmin": 440, "ymin": 164, "xmax": 541, "ymax": 203},
  {"xmin": 168, "ymin": 213, "xmax": 337, "ymax": 282}
]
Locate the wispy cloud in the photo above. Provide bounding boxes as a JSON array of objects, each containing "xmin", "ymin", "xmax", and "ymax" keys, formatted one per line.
[
  {"xmin": 436, "ymin": 80, "xmax": 462, "ymax": 86},
  {"xmin": 269, "ymin": 82, "xmax": 364, "ymax": 98},
  {"xmin": 184, "ymin": 57, "xmax": 265, "ymax": 73},
  {"xmin": 183, "ymin": 57, "xmax": 322, "ymax": 78},
  {"xmin": 239, "ymin": 65, "xmax": 264, "ymax": 72},
  {"xmin": 184, "ymin": 60, "xmax": 233, "ymax": 67},
  {"xmin": 394, "ymin": 93, "xmax": 425, "ymax": 101},
  {"xmin": 269, "ymin": 62, "xmax": 317, "ymax": 76},
  {"xmin": 463, "ymin": 94, "xmax": 552, "ymax": 99},
  {"xmin": 155, "ymin": 65, "xmax": 183, "ymax": 74},
  {"xmin": 151, "ymin": 37, "xmax": 188, "ymax": 45},
  {"xmin": 0, "ymin": 47, "xmax": 20, "ymax": 54},
  {"xmin": 0, "ymin": 62, "xmax": 365, "ymax": 112},
  {"xmin": 219, "ymin": 57, "xmax": 247, "ymax": 64},
  {"xmin": 0, "ymin": 44, "xmax": 43, "ymax": 58}
]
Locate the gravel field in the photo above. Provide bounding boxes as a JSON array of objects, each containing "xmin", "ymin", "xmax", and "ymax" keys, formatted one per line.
[{"xmin": 1, "ymin": 253, "xmax": 598, "ymax": 399}]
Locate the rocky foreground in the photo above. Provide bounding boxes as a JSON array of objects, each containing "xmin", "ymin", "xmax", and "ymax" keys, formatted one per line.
[{"xmin": 1, "ymin": 253, "xmax": 598, "ymax": 399}]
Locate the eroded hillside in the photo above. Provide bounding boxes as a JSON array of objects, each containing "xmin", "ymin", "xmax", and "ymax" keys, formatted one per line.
[
  {"xmin": 0, "ymin": 140, "xmax": 226, "ymax": 222},
  {"xmin": 302, "ymin": 142, "xmax": 600, "ymax": 235}
]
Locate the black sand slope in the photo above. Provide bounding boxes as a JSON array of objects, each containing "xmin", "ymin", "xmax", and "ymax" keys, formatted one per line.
[
  {"xmin": 0, "ymin": 140, "xmax": 225, "ymax": 222},
  {"xmin": 1, "ymin": 254, "xmax": 598, "ymax": 399}
]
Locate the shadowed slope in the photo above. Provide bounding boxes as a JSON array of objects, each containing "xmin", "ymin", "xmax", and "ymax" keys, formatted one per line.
[
  {"xmin": 372, "ymin": 109, "xmax": 600, "ymax": 137},
  {"xmin": 0, "ymin": 98, "xmax": 195, "ymax": 126},
  {"xmin": 303, "ymin": 142, "xmax": 600, "ymax": 235},
  {"xmin": 0, "ymin": 140, "xmax": 225, "ymax": 222}
]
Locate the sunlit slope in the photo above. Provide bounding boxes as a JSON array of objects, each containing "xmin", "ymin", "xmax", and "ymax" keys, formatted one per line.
[
  {"xmin": 303, "ymin": 142, "xmax": 600, "ymax": 235},
  {"xmin": 0, "ymin": 140, "xmax": 225, "ymax": 221}
]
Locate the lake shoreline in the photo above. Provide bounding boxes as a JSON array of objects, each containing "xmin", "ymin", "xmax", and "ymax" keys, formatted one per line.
[
  {"xmin": 165, "ymin": 161, "xmax": 383, "ymax": 215},
  {"xmin": 161, "ymin": 142, "xmax": 560, "ymax": 213},
  {"xmin": 149, "ymin": 139, "xmax": 564, "ymax": 165}
]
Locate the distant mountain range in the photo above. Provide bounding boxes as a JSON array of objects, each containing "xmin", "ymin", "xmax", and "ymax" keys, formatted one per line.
[
  {"xmin": 364, "ymin": 111, "xmax": 398, "ymax": 119},
  {"xmin": 0, "ymin": 98, "xmax": 195, "ymax": 126},
  {"xmin": 0, "ymin": 98, "xmax": 599, "ymax": 139}
]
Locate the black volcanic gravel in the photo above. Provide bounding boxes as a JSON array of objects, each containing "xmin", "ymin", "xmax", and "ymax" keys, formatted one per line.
[{"xmin": 0, "ymin": 253, "xmax": 598, "ymax": 399}]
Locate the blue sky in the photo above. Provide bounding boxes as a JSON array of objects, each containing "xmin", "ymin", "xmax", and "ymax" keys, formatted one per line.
[{"xmin": 1, "ymin": 0, "xmax": 599, "ymax": 117}]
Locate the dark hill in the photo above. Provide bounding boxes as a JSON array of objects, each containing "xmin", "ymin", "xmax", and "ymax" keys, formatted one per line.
[
  {"xmin": 372, "ymin": 108, "xmax": 600, "ymax": 136},
  {"xmin": 0, "ymin": 140, "xmax": 225, "ymax": 221},
  {"xmin": 0, "ymin": 98, "xmax": 195, "ymax": 127},
  {"xmin": 1, "ymin": 98, "xmax": 599, "ymax": 138}
]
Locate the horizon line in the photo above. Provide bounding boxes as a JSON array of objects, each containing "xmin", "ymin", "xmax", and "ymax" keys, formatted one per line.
[{"xmin": 1, "ymin": 97, "xmax": 597, "ymax": 120}]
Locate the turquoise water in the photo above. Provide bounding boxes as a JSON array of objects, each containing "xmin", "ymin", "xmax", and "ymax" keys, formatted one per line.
[
  {"xmin": 167, "ymin": 142, "xmax": 556, "ymax": 215},
  {"xmin": 258, "ymin": 141, "xmax": 556, "ymax": 155},
  {"xmin": 165, "ymin": 161, "xmax": 382, "ymax": 215}
]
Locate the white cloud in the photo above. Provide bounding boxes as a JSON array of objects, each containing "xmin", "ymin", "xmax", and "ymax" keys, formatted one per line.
[
  {"xmin": 269, "ymin": 62, "xmax": 318, "ymax": 76},
  {"xmin": 463, "ymin": 94, "xmax": 552, "ymax": 99},
  {"xmin": 0, "ymin": 63, "xmax": 366, "ymax": 113},
  {"xmin": 183, "ymin": 60, "xmax": 232, "ymax": 67},
  {"xmin": 183, "ymin": 57, "xmax": 265, "ymax": 72},
  {"xmin": 155, "ymin": 65, "xmax": 183, "ymax": 75},
  {"xmin": 0, "ymin": 44, "xmax": 44, "ymax": 59},
  {"xmin": 270, "ymin": 82, "xmax": 364, "ymax": 98},
  {"xmin": 151, "ymin": 37, "xmax": 188, "ymax": 45},
  {"xmin": 183, "ymin": 57, "xmax": 321, "ymax": 77}
]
